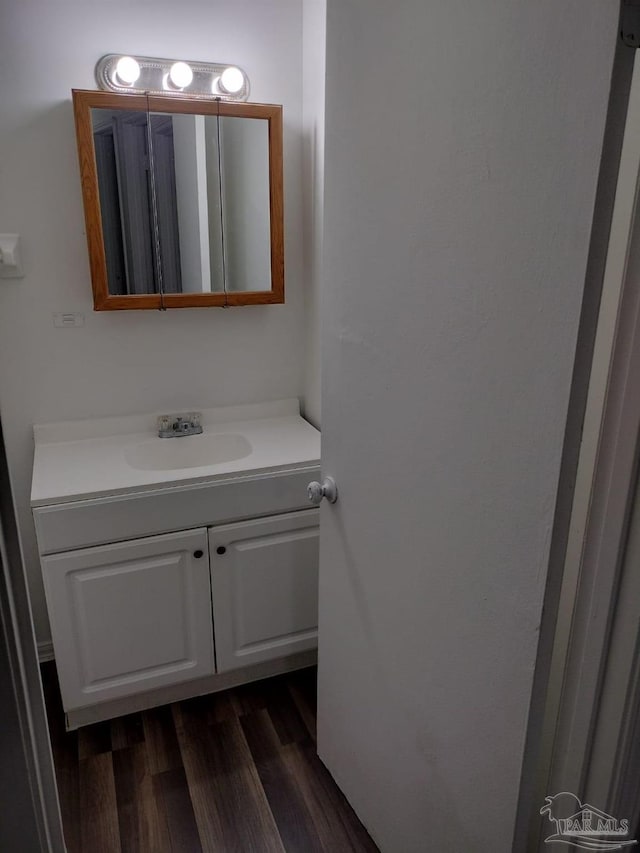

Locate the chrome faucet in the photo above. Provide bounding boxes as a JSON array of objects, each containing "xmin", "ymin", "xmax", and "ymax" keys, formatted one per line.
[{"xmin": 157, "ymin": 412, "xmax": 203, "ymax": 438}]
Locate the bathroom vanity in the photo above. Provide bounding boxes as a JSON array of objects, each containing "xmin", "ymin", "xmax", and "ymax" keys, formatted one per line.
[{"xmin": 31, "ymin": 400, "xmax": 320, "ymax": 729}]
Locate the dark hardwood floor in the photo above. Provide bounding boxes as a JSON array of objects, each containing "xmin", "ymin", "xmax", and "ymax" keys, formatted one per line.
[{"xmin": 41, "ymin": 663, "xmax": 378, "ymax": 852}]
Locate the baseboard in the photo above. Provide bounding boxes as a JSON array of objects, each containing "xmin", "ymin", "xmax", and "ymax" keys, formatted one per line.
[
  {"xmin": 65, "ymin": 650, "xmax": 317, "ymax": 729},
  {"xmin": 37, "ymin": 641, "xmax": 54, "ymax": 663}
]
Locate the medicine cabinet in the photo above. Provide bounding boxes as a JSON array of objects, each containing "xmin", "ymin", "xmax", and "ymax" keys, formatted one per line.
[{"xmin": 72, "ymin": 90, "xmax": 284, "ymax": 309}]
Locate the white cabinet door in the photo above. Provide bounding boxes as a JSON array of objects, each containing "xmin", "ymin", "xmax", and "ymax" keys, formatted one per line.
[
  {"xmin": 41, "ymin": 528, "xmax": 214, "ymax": 710},
  {"xmin": 209, "ymin": 510, "xmax": 319, "ymax": 672}
]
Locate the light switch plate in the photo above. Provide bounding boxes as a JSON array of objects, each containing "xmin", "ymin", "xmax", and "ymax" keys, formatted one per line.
[{"xmin": 53, "ymin": 313, "xmax": 85, "ymax": 328}]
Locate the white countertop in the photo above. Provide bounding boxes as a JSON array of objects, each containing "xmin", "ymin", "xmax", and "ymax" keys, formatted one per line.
[{"xmin": 31, "ymin": 399, "xmax": 321, "ymax": 506}]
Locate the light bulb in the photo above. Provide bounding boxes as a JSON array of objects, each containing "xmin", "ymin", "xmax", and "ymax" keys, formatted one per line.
[
  {"xmin": 219, "ymin": 66, "xmax": 244, "ymax": 94},
  {"xmin": 114, "ymin": 56, "xmax": 140, "ymax": 86},
  {"xmin": 169, "ymin": 61, "xmax": 193, "ymax": 89}
]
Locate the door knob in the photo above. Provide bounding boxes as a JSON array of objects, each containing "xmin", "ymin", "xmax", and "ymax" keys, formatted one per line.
[{"xmin": 307, "ymin": 476, "xmax": 338, "ymax": 505}]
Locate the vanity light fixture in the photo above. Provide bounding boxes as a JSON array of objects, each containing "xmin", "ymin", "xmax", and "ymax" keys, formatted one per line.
[{"xmin": 96, "ymin": 54, "xmax": 250, "ymax": 101}]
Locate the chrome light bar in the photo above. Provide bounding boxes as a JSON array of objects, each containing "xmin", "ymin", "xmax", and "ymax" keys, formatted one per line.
[{"xmin": 95, "ymin": 54, "xmax": 250, "ymax": 101}]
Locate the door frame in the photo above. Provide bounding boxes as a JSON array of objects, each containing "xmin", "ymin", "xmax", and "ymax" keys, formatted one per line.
[
  {"xmin": 0, "ymin": 418, "xmax": 65, "ymax": 852},
  {"xmin": 524, "ymin": 46, "xmax": 640, "ymax": 850}
]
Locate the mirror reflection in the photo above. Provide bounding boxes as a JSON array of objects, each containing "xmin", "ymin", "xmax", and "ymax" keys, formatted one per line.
[{"xmin": 90, "ymin": 108, "xmax": 272, "ymax": 296}]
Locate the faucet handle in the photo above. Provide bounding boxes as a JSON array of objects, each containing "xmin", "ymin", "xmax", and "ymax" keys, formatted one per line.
[{"xmin": 157, "ymin": 412, "xmax": 203, "ymax": 437}]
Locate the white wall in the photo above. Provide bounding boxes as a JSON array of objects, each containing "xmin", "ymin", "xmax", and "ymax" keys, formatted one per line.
[
  {"xmin": 301, "ymin": 0, "xmax": 326, "ymax": 427},
  {"xmin": 0, "ymin": 0, "xmax": 306, "ymax": 645},
  {"xmin": 317, "ymin": 1, "xmax": 618, "ymax": 850}
]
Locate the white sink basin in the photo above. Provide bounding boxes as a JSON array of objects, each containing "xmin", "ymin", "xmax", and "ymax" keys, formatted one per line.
[{"xmin": 125, "ymin": 433, "xmax": 252, "ymax": 471}]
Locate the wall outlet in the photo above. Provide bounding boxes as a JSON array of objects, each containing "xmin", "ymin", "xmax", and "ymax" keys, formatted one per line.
[{"xmin": 53, "ymin": 313, "xmax": 84, "ymax": 328}]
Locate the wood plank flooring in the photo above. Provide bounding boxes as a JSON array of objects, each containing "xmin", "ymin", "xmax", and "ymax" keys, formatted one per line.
[{"xmin": 41, "ymin": 663, "xmax": 379, "ymax": 852}]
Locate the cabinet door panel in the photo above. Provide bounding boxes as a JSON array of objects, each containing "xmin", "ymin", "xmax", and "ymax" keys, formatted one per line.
[
  {"xmin": 210, "ymin": 510, "xmax": 319, "ymax": 672},
  {"xmin": 41, "ymin": 528, "xmax": 213, "ymax": 710}
]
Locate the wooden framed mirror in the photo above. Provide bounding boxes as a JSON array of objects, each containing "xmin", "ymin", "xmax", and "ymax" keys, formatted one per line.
[{"xmin": 72, "ymin": 90, "xmax": 284, "ymax": 310}]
